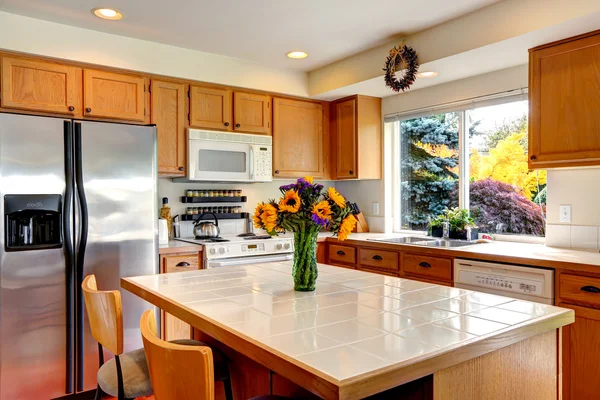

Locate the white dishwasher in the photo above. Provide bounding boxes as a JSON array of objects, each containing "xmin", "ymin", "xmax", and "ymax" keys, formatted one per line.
[{"xmin": 454, "ymin": 259, "xmax": 555, "ymax": 305}]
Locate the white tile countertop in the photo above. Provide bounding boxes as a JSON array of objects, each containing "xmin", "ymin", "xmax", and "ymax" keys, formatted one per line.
[{"xmin": 123, "ymin": 261, "xmax": 573, "ymax": 391}]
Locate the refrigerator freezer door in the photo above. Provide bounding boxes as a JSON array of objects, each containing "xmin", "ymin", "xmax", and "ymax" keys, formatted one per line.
[
  {"xmin": 75, "ymin": 121, "xmax": 157, "ymax": 391},
  {"xmin": 0, "ymin": 113, "xmax": 71, "ymax": 399}
]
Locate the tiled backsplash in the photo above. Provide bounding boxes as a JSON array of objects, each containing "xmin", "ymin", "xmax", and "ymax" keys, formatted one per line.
[{"xmin": 545, "ymin": 224, "xmax": 600, "ymax": 250}]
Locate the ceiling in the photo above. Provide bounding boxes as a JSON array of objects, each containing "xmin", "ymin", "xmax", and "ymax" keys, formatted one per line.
[{"xmin": 0, "ymin": 0, "xmax": 501, "ymax": 71}]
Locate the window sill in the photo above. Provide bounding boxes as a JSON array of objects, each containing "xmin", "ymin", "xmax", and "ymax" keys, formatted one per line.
[{"xmin": 392, "ymin": 229, "xmax": 545, "ymax": 245}]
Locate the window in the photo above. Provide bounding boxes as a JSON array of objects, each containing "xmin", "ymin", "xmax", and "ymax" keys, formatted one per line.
[{"xmin": 394, "ymin": 97, "xmax": 546, "ymax": 237}]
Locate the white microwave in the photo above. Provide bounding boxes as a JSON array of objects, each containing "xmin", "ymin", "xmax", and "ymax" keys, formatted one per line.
[{"xmin": 186, "ymin": 129, "xmax": 272, "ymax": 182}]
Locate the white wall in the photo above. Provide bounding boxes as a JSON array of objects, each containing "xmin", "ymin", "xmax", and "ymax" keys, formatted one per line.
[{"xmin": 0, "ymin": 12, "xmax": 308, "ymax": 97}]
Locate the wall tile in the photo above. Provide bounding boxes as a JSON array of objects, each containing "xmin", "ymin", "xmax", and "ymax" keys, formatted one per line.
[
  {"xmin": 570, "ymin": 225, "xmax": 599, "ymax": 250},
  {"xmin": 545, "ymin": 224, "xmax": 571, "ymax": 248}
]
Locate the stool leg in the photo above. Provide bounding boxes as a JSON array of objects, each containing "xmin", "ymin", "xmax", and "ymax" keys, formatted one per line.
[
  {"xmin": 222, "ymin": 376, "xmax": 234, "ymax": 400},
  {"xmin": 94, "ymin": 384, "xmax": 103, "ymax": 400}
]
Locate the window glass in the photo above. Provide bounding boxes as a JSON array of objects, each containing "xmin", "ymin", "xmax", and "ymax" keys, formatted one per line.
[
  {"xmin": 467, "ymin": 101, "xmax": 546, "ymax": 236},
  {"xmin": 399, "ymin": 112, "xmax": 459, "ymax": 230}
]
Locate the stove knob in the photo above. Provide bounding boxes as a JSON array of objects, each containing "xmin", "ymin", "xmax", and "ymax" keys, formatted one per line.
[
  {"xmin": 284, "ymin": 243, "xmax": 291, "ymax": 250},
  {"xmin": 276, "ymin": 244, "xmax": 283, "ymax": 250},
  {"xmin": 209, "ymin": 248, "xmax": 216, "ymax": 255},
  {"xmin": 219, "ymin": 247, "xmax": 226, "ymax": 254}
]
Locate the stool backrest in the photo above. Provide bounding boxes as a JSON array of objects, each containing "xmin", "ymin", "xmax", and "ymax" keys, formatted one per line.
[
  {"xmin": 140, "ymin": 309, "xmax": 214, "ymax": 400},
  {"xmin": 82, "ymin": 274, "xmax": 123, "ymax": 355}
]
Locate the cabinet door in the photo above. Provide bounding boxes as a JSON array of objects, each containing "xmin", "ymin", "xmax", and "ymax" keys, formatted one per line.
[
  {"xmin": 234, "ymin": 92, "xmax": 271, "ymax": 135},
  {"xmin": 83, "ymin": 69, "xmax": 146, "ymax": 122},
  {"xmin": 334, "ymin": 98, "xmax": 357, "ymax": 179},
  {"xmin": 560, "ymin": 303, "xmax": 600, "ymax": 400},
  {"xmin": 152, "ymin": 80, "xmax": 186, "ymax": 176},
  {"xmin": 1, "ymin": 56, "xmax": 82, "ymax": 116},
  {"xmin": 530, "ymin": 32, "xmax": 600, "ymax": 168},
  {"xmin": 189, "ymin": 86, "xmax": 233, "ymax": 130},
  {"xmin": 273, "ymin": 98, "xmax": 323, "ymax": 178}
]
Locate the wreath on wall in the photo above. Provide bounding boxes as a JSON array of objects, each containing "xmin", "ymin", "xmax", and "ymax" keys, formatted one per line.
[{"xmin": 383, "ymin": 43, "xmax": 420, "ymax": 92}]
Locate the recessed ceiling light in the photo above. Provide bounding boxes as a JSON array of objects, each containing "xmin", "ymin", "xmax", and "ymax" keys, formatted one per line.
[
  {"xmin": 286, "ymin": 51, "xmax": 308, "ymax": 59},
  {"xmin": 92, "ymin": 7, "xmax": 124, "ymax": 20},
  {"xmin": 417, "ymin": 71, "xmax": 438, "ymax": 78}
]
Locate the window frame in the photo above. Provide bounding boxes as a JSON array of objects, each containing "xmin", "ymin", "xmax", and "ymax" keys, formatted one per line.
[{"xmin": 389, "ymin": 91, "xmax": 545, "ymax": 243}]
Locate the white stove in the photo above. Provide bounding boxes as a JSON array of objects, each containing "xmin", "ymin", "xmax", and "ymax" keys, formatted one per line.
[{"xmin": 176, "ymin": 234, "xmax": 294, "ymax": 268}]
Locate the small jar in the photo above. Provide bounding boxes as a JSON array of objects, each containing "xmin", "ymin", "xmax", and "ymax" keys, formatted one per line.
[
  {"xmin": 235, "ymin": 190, "xmax": 242, "ymax": 197},
  {"xmin": 226, "ymin": 190, "xmax": 233, "ymax": 197},
  {"xmin": 208, "ymin": 190, "xmax": 214, "ymax": 197},
  {"xmin": 186, "ymin": 207, "xmax": 193, "ymax": 215},
  {"xmin": 186, "ymin": 189, "xmax": 193, "ymax": 197},
  {"xmin": 192, "ymin": 207, "xmax": 199, "ymax": 215},
  {"xmin": 190, "ymin": 190, "xmax": 197, "ymax": 197}
]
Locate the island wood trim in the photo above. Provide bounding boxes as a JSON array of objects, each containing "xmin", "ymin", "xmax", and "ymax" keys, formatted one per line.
[
  {"xmin": 122, "ymin": 277, "xmax": 573, "ymax": 400},
  {"xmin": 433, "ymin": 330, "xmax": 557, "ymax": 400}
]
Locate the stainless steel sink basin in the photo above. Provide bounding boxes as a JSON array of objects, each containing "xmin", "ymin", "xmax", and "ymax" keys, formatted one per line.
[{"xmin": 369, "ymin": 236, "xmax": 477, "ymax": 248}]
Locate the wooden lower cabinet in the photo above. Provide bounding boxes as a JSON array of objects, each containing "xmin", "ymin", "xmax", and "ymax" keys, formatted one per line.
[
  {"xmin": 316, "ymin": 242, "xmax": 326, "ymax": 264},
  {"xmin": 560, "ymin": 302, "xmax": 600, "ymax": 400},
  {"xmin": 160, "ymin": 252, "xmax": 202, "ymax": 341}
]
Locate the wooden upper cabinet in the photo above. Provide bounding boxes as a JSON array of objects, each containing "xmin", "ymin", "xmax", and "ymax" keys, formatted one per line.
[
  {"xmin": 189, "ymin": 86, "xmax": 232, "ymax": 130},
  {"xmin": 83, "ymin": 69, "xmax": 147, "ymax": 122},
  {"xmin": 332, "ymin": 95, "xmax": 381, "ymax": 180},
  {"xmin": 529, "ymin": 30, "xmax": 600, "ymax": 168},
  {"xmin": 234, "ymin": 92, "xmax": 271, "ymax": 135},
  {"xmin": 0, "ymin": 56, "xmax": 82, "ymax": 116},
  {"xmin": 151, "ymin": 80, "xmax": 187, "ymax": 177},
  {"xmin": 272, "ymin": 98, "xmax": 323, "ymax": 178}
]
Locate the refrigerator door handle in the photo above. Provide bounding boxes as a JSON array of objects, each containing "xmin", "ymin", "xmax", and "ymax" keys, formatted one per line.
[
  {"xmin": 63, "ymin": 120, "xmax": 75, "ymax": 394},
  {"xmin": 74, "ymin": 122, "xmax": 89, "ymax": 392}
]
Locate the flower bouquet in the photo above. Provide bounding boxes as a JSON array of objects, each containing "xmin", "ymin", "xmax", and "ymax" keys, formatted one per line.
[{"xmin": 253, "ymin": 176, "xmax": 357, "ymax": 291}]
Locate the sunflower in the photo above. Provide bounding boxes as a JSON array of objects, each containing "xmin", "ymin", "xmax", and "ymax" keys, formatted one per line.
[
  {"xmin": 337, "ymin": 214, "xmax": 357, "ymax": 241},
  {"xmin": 261, "ymin": 203, "xmax": 279, "ymax": 232},
  {"xmin": 304, "ymin": 176, "xmax": 314, "ymax": 184},
  {"xmin": 327, "ymin": 187, "xmax": 346, "ymax": 208},
  {"xmin": 311, "ymin": 200, "xmax": 332, "ymax": 227},
  {"xmin": 279, "ymin": 190, "xmax": 301, "ymax": 213},
  {"xmin": 253, "ymin": 203, "xmax": 266, "ymax": 228}
]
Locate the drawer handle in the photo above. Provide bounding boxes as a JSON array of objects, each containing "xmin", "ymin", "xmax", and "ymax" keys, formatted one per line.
[
  {"xmin": 372, "ymin": 255, "xmax": 383, "ymax": 261},
  {"xmin": 176, "ymin": 262, "xmax": 191, "ymax": 267},
  {"xmin": 336, "ymin": 250, "xmax": 346, "ymax": 256},
  {"xmin": 580, "ymin": 285, "xmax": 600, "ymax": 293},
  {"xmin": 419, "ymin": 262, "xmax": 432, "ymax": 268}
]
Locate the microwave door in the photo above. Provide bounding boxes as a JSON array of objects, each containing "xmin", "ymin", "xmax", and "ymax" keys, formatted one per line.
[{"xmin": 189, "ymin": 140, "xmax": 252, "ymax": 182}]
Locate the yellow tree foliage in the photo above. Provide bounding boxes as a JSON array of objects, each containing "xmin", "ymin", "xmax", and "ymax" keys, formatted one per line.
[
  {"xmin": 470, "ymin": 132, "xmax": 546, "ymax": 199},
  {"xmin": 416, "ymin": 141, "xmax": 459, "ymax": 175}
]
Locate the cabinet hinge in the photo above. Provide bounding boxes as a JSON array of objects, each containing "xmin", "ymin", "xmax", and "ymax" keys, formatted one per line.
[
  {"xmin": 188, "ymin": 88, "xmax": 191, "ymax": 98},
  {"xmin": 268, "ymin": 102, "xmax": 270, "ymax": 109},
  {"xmin": 188, "ymin": 112, "xmax": 190, "ymax": 122},
  {"xmin": 144, "ymin": 85, "xmax": 146, "ymax": 93},
  {"xmin": 144, "ymin": 108, "xmax": 146, "ymax": 116},
  {"xmin": 148, "ymin": 84, "xmax": 151, "ymax": 94}
]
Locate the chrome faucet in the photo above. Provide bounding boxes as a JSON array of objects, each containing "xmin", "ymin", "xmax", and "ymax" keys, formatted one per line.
[{"xmin": 442, "ymin": 218, "xmax": 450, "ymax": 240}]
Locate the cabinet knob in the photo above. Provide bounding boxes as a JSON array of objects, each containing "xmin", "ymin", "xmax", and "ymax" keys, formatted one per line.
[
  {"xmin": 349, "ymin": 170, "xmax": 354, "ymax": 175},
  {"xmin": 224, "ymin": 122, "xmax": 230, "ymax": 127},
  {"xmin": 178, "ymin": 166, "xmax": 184, "ymax": 171},
  {"xmin": 530, "ymin": 155, "xmax": 537, "ymax": 161},
  {"xmin": 85, "ymin": 107, "xmax": 92, "ymax": 113},
  {"xmin": 235, "ymin": 123, "xmax": 241, "ymax": 128},
  {"xmin": 68, "ymin": 106, "xmax": 75, "ymax": 112},
  {"xmin": 275, "ymin": 170, "xmax": 280, "ymax": 174}
]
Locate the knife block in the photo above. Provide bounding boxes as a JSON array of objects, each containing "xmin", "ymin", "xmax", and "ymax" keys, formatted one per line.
[{"xmin": 352, "ymin": 213, "xmax": 370, "ymax": 233}]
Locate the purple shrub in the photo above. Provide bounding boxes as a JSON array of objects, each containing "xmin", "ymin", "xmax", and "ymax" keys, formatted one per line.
[{"xmin": 469, "ymin": 179, "xmax": 545, "ymax": 236}]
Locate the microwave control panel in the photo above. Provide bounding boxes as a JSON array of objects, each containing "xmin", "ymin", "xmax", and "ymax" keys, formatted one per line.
[{"xmin": 253, "ymin": 145, "xmax": 272, "ymax": 181}]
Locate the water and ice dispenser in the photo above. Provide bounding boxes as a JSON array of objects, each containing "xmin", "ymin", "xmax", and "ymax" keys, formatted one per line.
[{"xmin": 4, "ymin": 194, "xmax": 62, "ymax": 251}]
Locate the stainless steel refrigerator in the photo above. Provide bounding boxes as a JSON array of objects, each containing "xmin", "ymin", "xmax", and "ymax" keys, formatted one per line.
[{"xmin": 0, "ymin": 113, "xmax": 158, "ymax": 399}]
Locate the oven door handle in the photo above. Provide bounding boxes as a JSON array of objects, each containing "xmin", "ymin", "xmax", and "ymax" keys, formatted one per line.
[{"xmin": 207, "ymin": 253, "xmax": 293, "ymax": 268}]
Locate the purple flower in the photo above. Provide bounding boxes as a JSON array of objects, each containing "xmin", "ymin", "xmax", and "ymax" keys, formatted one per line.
[
  {"xmin": 279, "ymin": 183, "xmax": 297, "ymax": 192},
  {"xmin": 296, "ymin": 178, "xmax": 313, "ymax": 194},
  {"xmin": 311, "ymin": 213, "xmax": 329, "ymax": 227}
]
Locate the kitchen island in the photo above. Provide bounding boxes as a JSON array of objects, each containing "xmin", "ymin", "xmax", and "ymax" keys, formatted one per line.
[{"xmin": 122, "ymin": 262, "xmax": 573, "ymax": 399}]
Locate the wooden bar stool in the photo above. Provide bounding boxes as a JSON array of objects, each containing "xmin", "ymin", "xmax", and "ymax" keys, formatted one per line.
[
  {"xmin": 83, "ymin": 275, "xmax": 235, "ymax": 400},
  {"xmin": 140, "ymin": 310, "xmax": 289, "ymax": 400}
]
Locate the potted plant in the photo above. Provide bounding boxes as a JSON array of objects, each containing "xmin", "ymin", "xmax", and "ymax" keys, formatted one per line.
[
  {"xmin": 428, "ymin": 215, "xmax": 446, "ymax": 238},
  {"xmin": 253, "ymin": 177, "xmax": 357, "ymax": 291},
  {"xmin": 446, "ymin": 207, "xmax": 478, "ymax": 240}
]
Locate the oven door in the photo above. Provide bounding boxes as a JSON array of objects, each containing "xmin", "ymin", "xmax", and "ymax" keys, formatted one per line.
[
  {"xmin": 205, "ymin": 253, "xmax": 293, "ymax": 268},
  {"xmin": 188, "ymin": 138, "xmax": 252, "ymax": 182}
]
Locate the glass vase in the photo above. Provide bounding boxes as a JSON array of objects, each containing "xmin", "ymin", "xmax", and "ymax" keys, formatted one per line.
[{"xmin": 292, "ymin": 229, "xmax": 319, "ymax": 291}]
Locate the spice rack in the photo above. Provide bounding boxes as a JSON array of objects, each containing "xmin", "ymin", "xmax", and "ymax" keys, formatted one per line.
[
  {"xmin": 181, "ymin": 196, "xmax": 247, "ymax": 203},
  {"xmin": 181, "ymin": 212, "xmax": 249, "ymax": 222}
]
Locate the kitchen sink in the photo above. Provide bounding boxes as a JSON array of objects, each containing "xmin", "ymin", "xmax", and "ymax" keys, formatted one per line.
[{"xmin": 369, "ymin": 236, "xmax": 477, "ymax": 248}]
